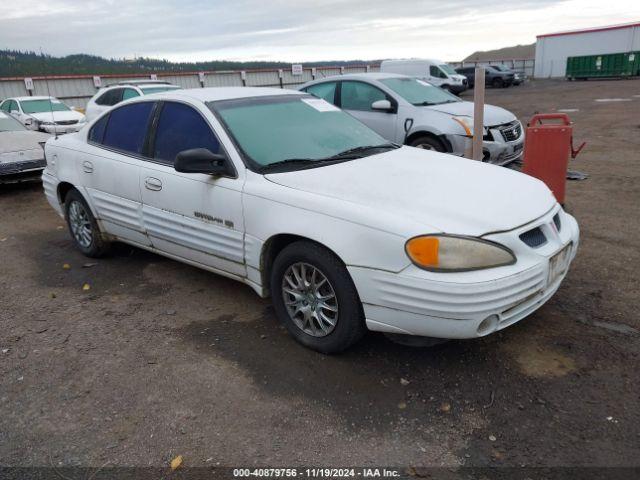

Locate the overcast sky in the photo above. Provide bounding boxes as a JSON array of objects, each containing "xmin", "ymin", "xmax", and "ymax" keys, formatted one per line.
[{"xmin": 1, "ymin": 0, "xmax": 639, "ymax": 61}]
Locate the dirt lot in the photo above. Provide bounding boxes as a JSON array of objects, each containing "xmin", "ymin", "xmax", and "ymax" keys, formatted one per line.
[{"xmin": 1, "ymin": 79, "xmax": 639, "ymax": 475}]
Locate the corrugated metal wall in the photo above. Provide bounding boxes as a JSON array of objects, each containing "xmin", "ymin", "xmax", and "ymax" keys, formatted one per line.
[
  {"xmin": 0, "ymin": 65, "xmax": 379, "ymax": 109},
  {"xmin": 535, "ymin": 24, "xmax": 640, "ymax": 78}
]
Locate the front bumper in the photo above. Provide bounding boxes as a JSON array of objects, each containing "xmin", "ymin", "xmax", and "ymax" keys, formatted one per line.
[
  {"xmin": 446, "ymin": 120, "xmax": 524, "ymax": 166},
  {"xmin": 349, "ymin": 206, "xmax": 579, "ymax": 339},
  {"xmin": 0, "ymin": 158, "xmax": 46, "ymax": 176},
  {"xmin": 449, "ymin": 83, "xmax": 468, "ymax": 94},
  {"xmin": 39, "ymin": 123, "xmax": 84, "ymax": 134}
]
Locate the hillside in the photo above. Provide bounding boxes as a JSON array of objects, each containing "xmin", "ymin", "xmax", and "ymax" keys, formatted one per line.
[
  {"xmin": 463, "ymin": 43, "xmax": 536, "ymax": 62},
  {"xmin": 0, "ymin": 50, "xmax": 374, "ymax": 77}
]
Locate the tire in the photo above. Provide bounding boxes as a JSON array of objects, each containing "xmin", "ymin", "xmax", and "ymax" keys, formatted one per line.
[
  {"xmin": 492, "ymin": 77, "xmax": 504, "ymax": 88},
  {"xmin": 441, "ymin": 84, "xmax": 451, "ymax": 92},
  {"xmin": 408, "ymin": 134, "xmax": 446, "ymax": 152},
  {"xmin": 64, "ymin": 189, "xmax": 110, "ymax": 258},
  {"xmin": 270, "ymin": 241, "xmax": 366, "ymax": 354}
]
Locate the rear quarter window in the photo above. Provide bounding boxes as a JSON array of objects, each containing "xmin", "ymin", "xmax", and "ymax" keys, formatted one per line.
[{"xmin": 102, "ymin": 102, "xmax": 155, "ymax": 155}]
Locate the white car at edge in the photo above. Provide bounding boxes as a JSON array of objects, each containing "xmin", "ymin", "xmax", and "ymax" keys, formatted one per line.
[
  {"xmin": 42, "ymin": 87, "xmax": 579, "ymax": 353},
  {"xmin": 0, "ymin": 96, "xmax": 86, "ymax": 134}
]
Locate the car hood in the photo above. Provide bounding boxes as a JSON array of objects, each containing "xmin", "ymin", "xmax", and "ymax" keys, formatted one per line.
[
  {"xmin": 29, "ymin": 110, "xmax": 85, "ymax": 123},
  {"xmin": 265, "ymin": 147, "xmax": 555, "ymax": 237},
  {"xmin": 0, "ymin": 130, "xmax": 51, "ymax": 154},
  {"xmin": 426, "ymin": 101, "xmax": 516, "ymax": 126}
]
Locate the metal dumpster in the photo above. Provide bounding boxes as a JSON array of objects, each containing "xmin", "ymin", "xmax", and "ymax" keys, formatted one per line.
[{"xmin": 566, "ymin": 51, "xmax": 640, "ymax": 80}]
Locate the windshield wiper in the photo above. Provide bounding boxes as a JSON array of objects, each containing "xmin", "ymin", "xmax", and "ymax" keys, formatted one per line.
[
  {"xmin": 324, "ymin": 143, "xmax": 399, "ymax": 159},
  {"xmin": 261, "ymin": 144, "xmax": 399, "ymax": 173},
  {"xmin": 260, "ymin": 158, "xmax": 319, "ymax": 172}
]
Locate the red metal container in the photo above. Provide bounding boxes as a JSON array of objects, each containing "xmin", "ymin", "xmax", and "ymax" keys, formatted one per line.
[{"xmin": 522, "ymin": 113, "xmax": 582, "ymax": 204}]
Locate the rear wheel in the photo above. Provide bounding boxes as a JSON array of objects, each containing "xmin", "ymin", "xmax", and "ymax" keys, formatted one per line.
[
  {"xmin": 408, "ymin": 134, "xmax": 446, "ymax": 152},
  {"xmin": 270, "ymin": 241, "xmax": 366, "ymax": 354},
  {"xmin": 64, "ymin": 189, "xmax": 110, "ymax": 258}
]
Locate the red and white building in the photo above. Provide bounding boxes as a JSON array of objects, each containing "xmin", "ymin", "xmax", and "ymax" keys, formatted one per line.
[{"xmin": 534, "ymin": 21, "xmax": 640, "ymax": 78}]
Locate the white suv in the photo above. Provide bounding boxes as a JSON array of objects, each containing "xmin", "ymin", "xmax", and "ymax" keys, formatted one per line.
[
  {"xmin": 84, "ymin": 81, "xmax": 182, "ymax": 122},
  {"xmin": 42, "ymin": 87, "xmax": 578, "ymax": 353}
]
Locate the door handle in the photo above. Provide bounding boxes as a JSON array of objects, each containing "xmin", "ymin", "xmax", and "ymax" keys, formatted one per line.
[
  {"xmin": 82, "ymin": 160, "xmax": 93, "ymax": 173},
  {"xmin": 145, "ymin": 177, "xmax": 162, "ymax": 191}
]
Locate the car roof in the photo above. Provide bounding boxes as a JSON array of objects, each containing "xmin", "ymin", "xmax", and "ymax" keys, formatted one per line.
[
  {"xmin": 308, "ymin": 72, "xmax": 410, "ymax": 83},
  {"xmin": 148, "ymin": 87, "xmax": 305, "ymax": 103},
  {"xmin": 105, "ymin": 80, "xmax": 174, "ymax": 87},
  {"xmin": 9, "ymin": 96, "xmax": 55, "ymax": 102}
]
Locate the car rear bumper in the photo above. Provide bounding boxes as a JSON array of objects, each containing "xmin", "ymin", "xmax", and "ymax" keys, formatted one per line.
[{"xmin": 348, "ymin": 207, "xmax": 579, "ymax": 339}]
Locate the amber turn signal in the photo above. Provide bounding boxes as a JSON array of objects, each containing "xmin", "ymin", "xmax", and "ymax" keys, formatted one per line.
[{"xmin": 405, "ymin": 236, "xmax": 440, "ymax": 267}]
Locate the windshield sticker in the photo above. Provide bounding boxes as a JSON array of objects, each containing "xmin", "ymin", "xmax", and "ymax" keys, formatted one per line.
[{"xmin": 302, "ymin": 98, "xmax": 339, "ymax": 112}]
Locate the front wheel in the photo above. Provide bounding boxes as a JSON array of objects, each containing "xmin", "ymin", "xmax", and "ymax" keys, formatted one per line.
[
  {"xmin": 64, "ymin": 189, "xmax": 110, "ymax": 257},
  {"xmin": 270, "ymin": 241, "xmax": 366, "ymax": 353},
  {"xmin": 408, "ymin": 135, "xmax": 446, "ymax": 152}
]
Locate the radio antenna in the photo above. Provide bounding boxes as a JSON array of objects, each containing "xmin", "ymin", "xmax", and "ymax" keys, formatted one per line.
[{"xmin": 40, "ymin": 47, "xmax": 57, "ymax": 139}]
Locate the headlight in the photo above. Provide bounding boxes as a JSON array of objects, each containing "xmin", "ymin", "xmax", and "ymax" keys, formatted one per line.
[
  {"xmin": 452, "ymin": 116, "xmax": 487, "ymax": 138},
  {"xmin": 405, "ymin": 234, "xmax": 516, "ymax": 272}
]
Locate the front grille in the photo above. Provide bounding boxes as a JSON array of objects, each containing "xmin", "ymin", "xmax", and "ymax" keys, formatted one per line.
[
  {"xmin": 553, "ymin": 213, "xmax": 562, "ymax": 232},
  {"xmin": 499, "ymin": 122, "xmax": 522, "ymax": 142},
  {"xmin": 55, "ymin": 120, "xmax": 78, "ymax": 126},
  {"xmin": 519, "ymin": 227, "xmax": 547, "ymax": 248}
]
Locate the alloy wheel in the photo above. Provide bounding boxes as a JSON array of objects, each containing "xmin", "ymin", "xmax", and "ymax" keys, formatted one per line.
[
  {"xmin": 281, "ymin": 262, "xmax": 339, "ymax": 337},
  {"xmin": 68, "ymin": 200, "xmax": 93, "ymax": 248}
]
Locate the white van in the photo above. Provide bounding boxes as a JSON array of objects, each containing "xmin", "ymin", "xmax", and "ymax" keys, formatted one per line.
[{"xmin": 380, "ymin": 59, "xmax": 468, "ymax": 94}]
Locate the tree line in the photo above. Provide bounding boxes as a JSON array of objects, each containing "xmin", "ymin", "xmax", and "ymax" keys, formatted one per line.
[{"xmin": 0, "ymin": 50, "xmax": 373, "ymax": 77}]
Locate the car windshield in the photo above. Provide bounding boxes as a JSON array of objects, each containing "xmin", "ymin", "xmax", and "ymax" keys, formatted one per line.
[
  {"xmin": 493, "ymin": 65, "xmax": 509, "ymax": 72},
  {"xmin": 140, "ymin": 85, "xmax": 182, "ymax": 95},
  {"xmin": 210, "ymin": 95, "xmax": 393, "ymax": 172},
  {"xmin": 0, "ymin": 112, "xmax": 27, "ymax": 132},
  {"xmin": 439, "ymin": 64, "xmax": 457, "ymax": 75},
  {"xmin": 380, "ymin": 77, "xmax": 461, "ymax": 106},
  {"xmin": 20, "ymin": 99, "xmax": 70, "ymax": 114}
]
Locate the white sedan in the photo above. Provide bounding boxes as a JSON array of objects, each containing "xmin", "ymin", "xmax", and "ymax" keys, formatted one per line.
[
  {"xmin": 42, "ymin": 87, "xmax": 579, "ymax": 353},
  {"xmin": 0, "ymin": 96, "xmax": 86, "ymax": 134}
]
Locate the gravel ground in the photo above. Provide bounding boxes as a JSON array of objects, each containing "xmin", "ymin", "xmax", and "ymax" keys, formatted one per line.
[{"xmin": 1, "ymin": 78, "xmax": 639, "ymax": 475}]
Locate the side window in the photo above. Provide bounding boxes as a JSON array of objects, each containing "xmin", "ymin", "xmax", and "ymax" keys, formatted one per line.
[
  {"xmin": 96, "ymin": 88, "xmax": 123, "ymax": 106},
  {"xmin": 430, "ymin": 66, "xmax": 446, "ymax": 78},
  {"xmin": 152, "ymin": 102, "xmax": 220, "ymax": 164},
  {"xmin": 88, "ymin": 114, "xmax": 109, "ymax": 144},
  {"xmin": 102, "ymin": 102, "xmax": 155, "ymax": 155},
  {"xmin": 340, "ymin": 81, "xmax": 387, "ymax": 112},
  {"xmin": 305, "ymin": 82, "xmax": 337, "ymax": 104},
  {"xmin": 9, "ymin": 100, "xmax": 19, "ymax": 112},
  {"xmin": 122, "ymin": 88, "xmax": 140, "ymax": 100},
  {"xmin": 0, "ymin": 101, "xmax": 9, "ymax": 112}
]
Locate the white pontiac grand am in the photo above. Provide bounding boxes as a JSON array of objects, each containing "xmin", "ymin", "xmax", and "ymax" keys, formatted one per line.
[{"xmin": 42, "ymin": 87, "xmax": 579, "ymax": 353}]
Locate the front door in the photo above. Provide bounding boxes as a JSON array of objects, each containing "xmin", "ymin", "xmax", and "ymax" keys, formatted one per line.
[
  {"xmin": 139, "ymin": 101, "xmax": 245, "ymax": 277},
  {"xmin": 339, "ymin": 81, "xmax": 398, "ymax": 142}
]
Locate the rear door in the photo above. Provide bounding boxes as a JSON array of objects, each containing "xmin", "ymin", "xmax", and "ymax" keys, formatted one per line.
[
  {"xmin": 81, "ymin": 101, "xmax": 155, "ymax": 245},
  {"xmin": 338, "ymin": 81, "xmax": 399, "ymax": 142},
  {"xmin": 139, "ymin": 100, "xmax": 245, "ymax": 276}
]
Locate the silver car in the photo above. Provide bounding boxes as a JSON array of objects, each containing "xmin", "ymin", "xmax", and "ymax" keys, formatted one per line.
[
  {"xmin": 299, "ymin": 73, "xmax": 524, "ymax": 166},
  {"xmin": 0, "ymin": 111, "xmax": 50, "ymax": 182}
]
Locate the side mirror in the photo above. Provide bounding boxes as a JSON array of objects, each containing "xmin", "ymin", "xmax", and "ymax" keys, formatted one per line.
[
  {"xmin": 24, "ymin": 118, "xmax": 33, "ymax": 127},
  {"xmin": 371, "ymin": 99, "xmax": 392, "ymax": 112},
  {"xmin": 174, "ymin": 148, "xmax": 233, "ymax": 176}
]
